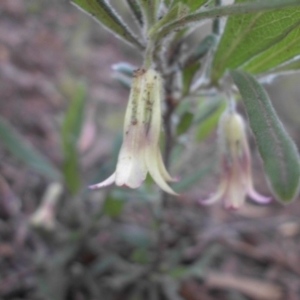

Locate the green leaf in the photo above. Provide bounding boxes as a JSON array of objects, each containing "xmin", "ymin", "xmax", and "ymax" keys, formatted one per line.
[
  {"xmin": 164, "ymin": 0, "xmax": 172, "ymax": 7},
  {"xmin": 195, "ymin": 100, "xmax": 225, "ymax": 142},
  {"xmin": 61, "ymin": 82, "xmax": 86, "ymax": 194},
  {"xmin": 149, "ymin": 2, "xmax": 190, "ymax": 36},
  {"xmin": 72, "ymin": 0, "xmax": 144, "ymax": 49},
  {"xmin": 243, "ymin": 19, "xmax": 300, "ymax": 74},
  {"xmin": 0, "ymin": 116, "xmax": 61, "ymax": 180},
  {"xmin": 176, "ymin": 112, "xmax": 194, "ymax": 135},
  {"xmin": 181, "ymin": 62, "xmax": 200, "ymax": 96},
  {"xmin": 230, "ymin": 70, "xmax": 300, "ymax": 203},
  {"xmin": 211, "ymin": 1, "xmax": 300, "ymax": 83},
  {"xmin": 183, "ymin": 34, "xmax": 217, "ymax": 67},
  {"xmin": 125, "ymin": 0, "xmax": 143, "ymax": 26},
  {"xmin": 137, "ymin": 0, "xmax": 160, "ymax": 28},
  {"xmin": 150, "ymin": 0, "xmax": 300, "ymax": 42},
  {"xmin": 103, "ymin": 196, "xmax": 125, "ymax": 217},
  {"xmin": 264, "ymin": 57, "xmax": 300, "ymax": 75},
  {"xmin": 194, "ymin": 97, "xmax": 224, "ymax": 124},
  {"xmin": 172, "ymin": 0, "xmax": 209, "ymax": 11}
]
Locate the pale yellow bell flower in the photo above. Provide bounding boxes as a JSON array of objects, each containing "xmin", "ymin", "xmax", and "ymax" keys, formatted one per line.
[
  {"xmin": 200, "ymin": 109, "xmax": 271, "ymax": 209},
  {"xmin": 89, "ymin": 68, "xmax": 177, "ymax": 195},
  {"xmin": 30, "ymin": 183, "xmax": 62, "ymax": 230}
]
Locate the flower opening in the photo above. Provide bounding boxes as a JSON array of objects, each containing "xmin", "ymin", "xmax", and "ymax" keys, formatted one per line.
[
  {"xmin": 89, "ymin": 68, "xmax": 177, "ymax": 195},
  {"xmin": 200, "ymin": 109, "xmax": 271, "ymax": 209}
]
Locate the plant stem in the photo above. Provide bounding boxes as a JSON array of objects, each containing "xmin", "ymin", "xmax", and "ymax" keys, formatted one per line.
[
  {"xmin": 143, "ymin": 42, "xmax": 154, "ymax": 68},
  {"xmin": 212, "ymin": 0, "xmax": 222, "ymax": 35},
  {"xmin": 152, "ymin": 64, "xmax": 178, "ymax": 272}
]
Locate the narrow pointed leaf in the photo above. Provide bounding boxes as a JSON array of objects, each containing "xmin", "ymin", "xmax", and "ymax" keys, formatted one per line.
[
  {"xmin": 195, "ymin": 100, "xmax": 225, "ymax": 142},
  {"xmin": 164, "ymin": 0, "xmax": 171, "ymax": 7},
  {"xmin": 72, "ymin": 0, "xmax": 144, "ymax": 49},
  {"xmin": 149, "ymin": 3, "xmax": 190, "ymax": 36},
  {"xmin": 183, "ymin": 34, "xmax": 217, "ymax": 68},
  {"xmin": 263, "ymin": 57, "xmax": 300, "ymax": 76},
  {"xmin": 61, "ymin": 82, "xmax": 86, "ymax": 193},
  {"xmin": 150, "ymin": 0, "xmax": 300, "ymax": 42},
  {"xmin": 0, "ymin": 117, "xmax": 61, "ymax": 180},
  {"xmin": 182, "ymin": 62, "xmax": 200, "ymax": 96},
  {"xmin": 243, "ymin": 19, "xmax": 300, "ymax": 74},
  {"xmin": 176, "ymin": 112, "xmax": 193, "ymax": 136},
  {"xmin": 137, "ymin": 0, "xmax": 160, "ymax": 28},
  {"xmin": 230, "ymin": 70, "xmax": 300, "ymax": 203},
  {"xmin": 103, "ymin": 195, "xmax": 125, "ymax": 217},
  {"xmin": 172, "ymin": 0, "xmax": 209, "ymax": 11},
  {"xmin": 125, "ymin": 0, "xmax": 143, "ymax": 26},
  {"xmin": 211, "ymin": 0, "xmax": 300, "ymax": 83}
]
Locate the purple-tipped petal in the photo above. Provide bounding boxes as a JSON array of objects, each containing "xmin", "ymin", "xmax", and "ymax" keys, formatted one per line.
[
  {"xmin": 247, "ymin": 187, "xmax": 272, "ymax": 204},
  {"xmin": 88, "ymin": 173, "xmax": 116, "ymax": 189},
  {"xmin": 199, "ymin": 180, "xmax": 228, "ymax": 206},
  {"xmin": 199, "ymin": 190, "xmax": 223, "ymax": 206}
]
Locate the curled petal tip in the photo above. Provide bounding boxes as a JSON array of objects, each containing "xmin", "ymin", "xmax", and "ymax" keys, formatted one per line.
[
  {"xmin": 88, "ymin": 185, "xmax": 98, "ymax": 190},
  {"xmin": 172, "ymin": 176, "xmax": 181, "ymax": 183},
  {"xmin": 198, "ymin": 197, "xmax": 218, "ymax": 206},
  {"xmin": 88, "ymin": 173, "xmax": 116, "ymax": 190},
  {"xmin": 199, "ymin": 190, "xmax": 223, "ymax": 206},
  {"xmin": 170, "ymin": 190, "xmax": 180, "ymax": 197},
  {"xmin": 248, "ymin": 188, "xmax": 272, "ymax": 204}
]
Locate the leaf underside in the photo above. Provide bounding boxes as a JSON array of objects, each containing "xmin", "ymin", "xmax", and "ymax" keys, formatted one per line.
[{"xmin": 230, "ymin": 70, "xmax": 300, "ymax": 203}]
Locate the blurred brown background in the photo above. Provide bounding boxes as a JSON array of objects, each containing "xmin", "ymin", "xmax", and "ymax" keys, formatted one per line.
[{"xmin": 1, "ymin": 0, "xmax": 300, "ymax": 300}]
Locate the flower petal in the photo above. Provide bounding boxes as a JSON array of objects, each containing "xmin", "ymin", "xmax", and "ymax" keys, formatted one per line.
[
  {"xmin": 89, "ymin": 173, "xmax": 116, "ymax": 189},
  {"xmin": 247, "ymin": 187, "xmax": 272, "ymax": 204},
  {"xmin": 156, "ymin": 147, "xmax": 178, "ymax": 182},
  {"xmin": 145, "ymin": 70, "xmax": 162, "ymax": 143},
  {"xmin": 199, "ymin": 189, "xmax": 224, "ymax": 205},
  {"xmin": 115, "ymin": 155, "xmax": 147, "ymax": 188},
  {"xmin": 115, "ymin": 139, "xmax": 147, "ymax": 188},
  {"xmin": 145, "ymin": 147, "xmax": 178, "ymax": 195},
  {"xmin": 223, "ymin": 165, "xmax": 248, "ymax": 209},
  {"xmin": 199, "ymin": 176, "xmax": 227, "ymax": 205}
]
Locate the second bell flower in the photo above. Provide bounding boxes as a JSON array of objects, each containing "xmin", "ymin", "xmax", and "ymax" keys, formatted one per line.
[{"xmin": 200, "ymin": 108, "xmax": 271, "ymax": 209}]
